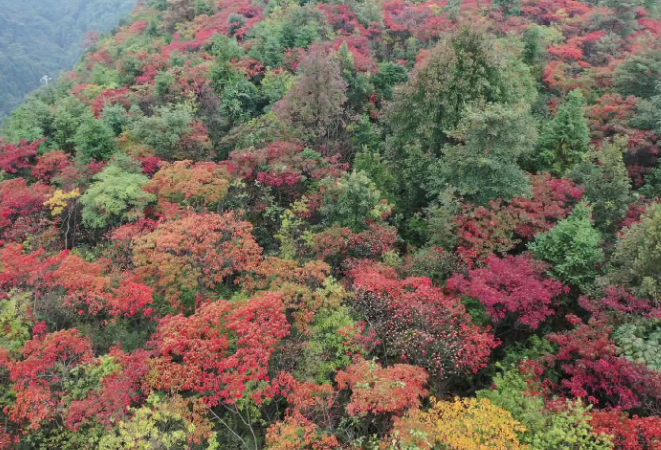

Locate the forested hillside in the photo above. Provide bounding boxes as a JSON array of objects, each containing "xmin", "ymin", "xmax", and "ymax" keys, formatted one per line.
[
  {"xmin": 0, "ymin": 0, "xmax": 138, "ymax": 118},
  {"xmin": 2, "ymin": 0, "xmax": 661, "ymax": 448}
]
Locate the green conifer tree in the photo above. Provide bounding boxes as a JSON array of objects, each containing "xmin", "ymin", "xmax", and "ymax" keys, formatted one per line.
[{"xmin": 537, "ymin": 89, "xmax": 592, "ymax": 175}]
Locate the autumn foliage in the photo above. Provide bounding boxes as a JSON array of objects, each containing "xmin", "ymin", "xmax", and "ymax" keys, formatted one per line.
[
  {"xmin": 4, "ymin": 329, "xmax": 94, "ymax": 429},
  {"xmin": 133, "ymin": 212, "xmax": 262, "ymax": 308},
  {"xmin": 336, "ymin": 359, "xmax": 428, "ymax": 416},
  {"xmin": 147, "ymin": 293, "xmax": 290, "ymax": 405},
  {"xmin": 448, "ymin": 254, "xmax": 567, "ymax": 329},
  {"xmin": 1, "ymin": 0, "xmax": 661, "ymax": 446},
  {"xmin": 350, "ymin": 263, "xmax": 498, "ymax": 379}
]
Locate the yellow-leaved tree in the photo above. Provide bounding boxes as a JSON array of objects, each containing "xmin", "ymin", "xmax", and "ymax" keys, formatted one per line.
[
  {"xmin": 44, "ymin": 188, "xmax": 81, "ymax": 217},
  {"xmin": 391, "ymin": 397, "xmax": 527, "ymax": 450}
]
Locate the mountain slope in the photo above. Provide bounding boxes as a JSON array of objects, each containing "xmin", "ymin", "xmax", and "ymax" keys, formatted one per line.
[
  {"xmin": 0, "ymin": 0, "xmax": 661, "ymax": 448},
  {"xmin": 0, "ymin": 0, "xmax": 138, "ymax": 118}
]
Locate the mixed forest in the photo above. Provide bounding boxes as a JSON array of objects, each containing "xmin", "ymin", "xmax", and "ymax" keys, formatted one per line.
[{"xmin": 2, "ymin": 0, "xmax": 661, "ymax": 448}]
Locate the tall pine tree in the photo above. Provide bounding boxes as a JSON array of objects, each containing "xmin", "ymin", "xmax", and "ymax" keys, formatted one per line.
[
  {"xmin": 536, "ymin": 89, "xmax": 591, "ymax": 175},
  {"xmin": 582, "ymin": 137, "xmax": 632, "ymax": 234},
  {"xmin": 428, "ymin": 104, "xmax": 536, "ymax": 205}
]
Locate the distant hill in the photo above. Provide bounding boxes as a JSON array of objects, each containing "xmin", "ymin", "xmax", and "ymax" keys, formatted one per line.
[{"xmin": 0, "ymin": 0, "xmax": 138, "ymax": 118}]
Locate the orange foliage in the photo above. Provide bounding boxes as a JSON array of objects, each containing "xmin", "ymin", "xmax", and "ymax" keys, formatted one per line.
[
  {"xmin": 266, "ymin": 416, "xmax": 341, "ymax": 450},
  {"xmin": 336, "ymin": 359, "xmax": 428, "ymax": 417},
  {"xmin": 145, "ymin": 160, "xmax": 231, "ymax": 209},
  {"xmin": 52, "ymin": 253, "xmax": 154, "ymax": 316},
  {"xmin": 241, "ymin": 257, "xmax": 340, "ymax": 332},
  {"xmin": 132, "ymin": 212, "xmax": 262, "ymax": 309}
]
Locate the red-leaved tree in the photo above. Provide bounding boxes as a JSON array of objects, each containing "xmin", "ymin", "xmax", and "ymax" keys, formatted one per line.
[
  {"xmin": 349, "ymin": 262, "xmax": 498, "ymax": 385},
  {"xmin": 591, "ymin": 409, "xmax": 661, "ymax": 450},
  {"xmin": 229, "ymin": 141, "xmax": 347, "ymax": 202},
  {"xmin": 0, "ymin": 139, "xmax": 43, "ymax": 175},
  {"xmin": 52, "ymin": 253, "xmax": 154, "ymax": 317},
  {"xmin": 66, "ymin": 348, "xmax": 152, "ymax": 430},
  {"xmin": 146, "ymin": 293, "xmax": 290, "ymax": 406},
  {"xmin": 448, "ymin": 254, "xmax": 567, "ymax": 329},
  {"xmin": 4, "ymin": 329, "xmax": 93, "ymax": 430},
  {"xmin": 546, "ymin": 315, "xmax": 661, "ymax": 410},
  {"xmin": 0, "ymin": 179, "xmax": 53, "ymax": 243}
]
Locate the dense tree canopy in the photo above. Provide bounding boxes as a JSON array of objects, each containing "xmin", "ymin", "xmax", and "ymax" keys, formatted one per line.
[{"xmin": 1, "ymin": 0, "xmax": 661, "ymax": 448}]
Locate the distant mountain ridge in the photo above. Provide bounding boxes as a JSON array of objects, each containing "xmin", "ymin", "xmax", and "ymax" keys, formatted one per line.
[{"xmin": 0, "ymin": 0, "xmax": 138, "ymax": 118}]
